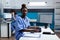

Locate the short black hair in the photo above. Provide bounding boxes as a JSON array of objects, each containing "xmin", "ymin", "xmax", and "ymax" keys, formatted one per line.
[
  {"xmin": 10, "ymin": 9, "xmax": 15, "ymax": 13},
  {"xmin": 10, "ymin": 9, "xmax": 16, "ymax": 15}
]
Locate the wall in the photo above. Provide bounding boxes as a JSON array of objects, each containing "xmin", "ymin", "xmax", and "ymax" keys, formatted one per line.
[
  {"xmin": 1, "ymin": 0, "xmax": 55, "ymax": 30},
  {"xmin": 27, "ymin": 12, "xmax": 38, "ymax": 19}
]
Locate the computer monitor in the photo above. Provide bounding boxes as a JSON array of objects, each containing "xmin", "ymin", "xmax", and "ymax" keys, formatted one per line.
[{"xmin": 3, "ymin": 13, "xmax": 12, "ymax": 19}]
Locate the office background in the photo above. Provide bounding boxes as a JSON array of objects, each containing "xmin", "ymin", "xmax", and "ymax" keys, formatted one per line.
[
  {"xmin": 0, "ymin": 0, "xmax": 60, "ymax": 38},
  {"xmin": 3, "ymin": 9, "xmax": 54, "ymax": 30}
]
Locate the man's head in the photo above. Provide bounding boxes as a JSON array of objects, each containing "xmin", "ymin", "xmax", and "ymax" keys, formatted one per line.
[
  {"xmin": 10, "ymin": 9, "xmax": 16, "ymax": 15},
  {"xmin": 21, "ymin": 4, "xmax": 28, "ymax": 17}
]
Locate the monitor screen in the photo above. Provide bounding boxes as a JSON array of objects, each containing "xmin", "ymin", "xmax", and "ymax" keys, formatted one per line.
[
  {"xmin": 4, "ymin": 13, "xmax": 12, "ymax": 19},
  {"xmin": 40, "ymin": 15, "xmax": 52, "ymax": 23}
]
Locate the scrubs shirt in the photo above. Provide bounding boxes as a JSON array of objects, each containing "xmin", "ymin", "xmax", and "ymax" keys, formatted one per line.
[{"xmin": 11, "ymin": 15, "xmax": 30, "ymax": 40}]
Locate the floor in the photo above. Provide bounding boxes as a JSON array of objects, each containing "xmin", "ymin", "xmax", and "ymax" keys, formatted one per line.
[
  {"xmin": 0, "ymin": 32, "xmax": 60, "ymax": 40},
  {"xmin": 0, "ymin": 37, "xmax": 15, "ymax": 40},
  {"xmin": 55, "ymin": 32, "xmax": 60, "ymax": 38}
]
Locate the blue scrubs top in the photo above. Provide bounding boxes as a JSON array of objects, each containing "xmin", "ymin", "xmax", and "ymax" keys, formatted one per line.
[{"xmin": 11, "ymin": 14, "xmax": 30, "ymax": 40}]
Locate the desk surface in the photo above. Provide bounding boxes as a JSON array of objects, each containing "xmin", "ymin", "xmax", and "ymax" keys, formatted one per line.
[{"xmin": 19, "ymin": 27, "xmax": 60, "ymax": 40}]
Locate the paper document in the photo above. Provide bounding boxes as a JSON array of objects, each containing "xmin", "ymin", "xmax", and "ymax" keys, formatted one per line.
[{"xmin": 23, "ymin": 32, "xmax": 41, "ymax": 38}]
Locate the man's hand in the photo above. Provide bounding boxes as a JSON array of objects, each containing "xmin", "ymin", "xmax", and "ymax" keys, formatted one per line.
[
  {"xmin": 34, "ymin": 29, "xmax": 40, "ymax": 32},
  {"xmin": 27, "ymin": 26, "xmax": 40, "ymax": 29}
]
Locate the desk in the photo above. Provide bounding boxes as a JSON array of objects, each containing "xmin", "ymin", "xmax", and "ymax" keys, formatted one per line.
[
  {"xmin": 30, "ymin": 22, "xmax": 48, "ymax": 28},
  {"xmin": 19, "ymin": 27, "xmax": 60, "ymax": 40}
]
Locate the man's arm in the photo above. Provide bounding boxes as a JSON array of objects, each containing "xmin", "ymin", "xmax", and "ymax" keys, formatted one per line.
[
  {"xmin": 20, "ymin": 29, "xmax": 40, "ymax": 32},
  {"xmin": 19, "ymin": 26, "xmax": 41, "ymax": 32},
  {"xmin": 27, "ymin": 26, "xmax": 40, "ymax": 29}
]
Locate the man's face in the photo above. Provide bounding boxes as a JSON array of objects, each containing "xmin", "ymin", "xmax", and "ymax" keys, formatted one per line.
[
  {"xmin": 22, "ymin": 8, "xmax": 28, "ymax": 16},
  {"xmin": 11, "ymin": 12, "xmax": 15, "ymax": 15}
]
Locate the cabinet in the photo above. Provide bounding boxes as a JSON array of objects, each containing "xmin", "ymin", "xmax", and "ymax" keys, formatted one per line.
[
  {"xmin": 54, "ymin": 0, "xmax": 60, "ymax": 2},
  {"xmin": 2, "ymin": 0, "xmax": 54, "ymax": 9},
  {"xmin": 54, "ymin": 1, "xmax": 60, "ymax": 32},
  {"xmin": 0, "ymin": 22, "xmax": 11, "ymax": 37},
  {"xmin": 2, "ymin": 0, "xmax": 28, "ymax": 9}
]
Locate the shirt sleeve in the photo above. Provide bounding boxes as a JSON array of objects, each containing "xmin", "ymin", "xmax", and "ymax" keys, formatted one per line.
[
  {"xmin": 26, "ymin": 17, "xmax": 30, "ymax": 28},
  {"xmin": 28, "ymin": 19, "xmax": 30, "ymax": 27}
]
